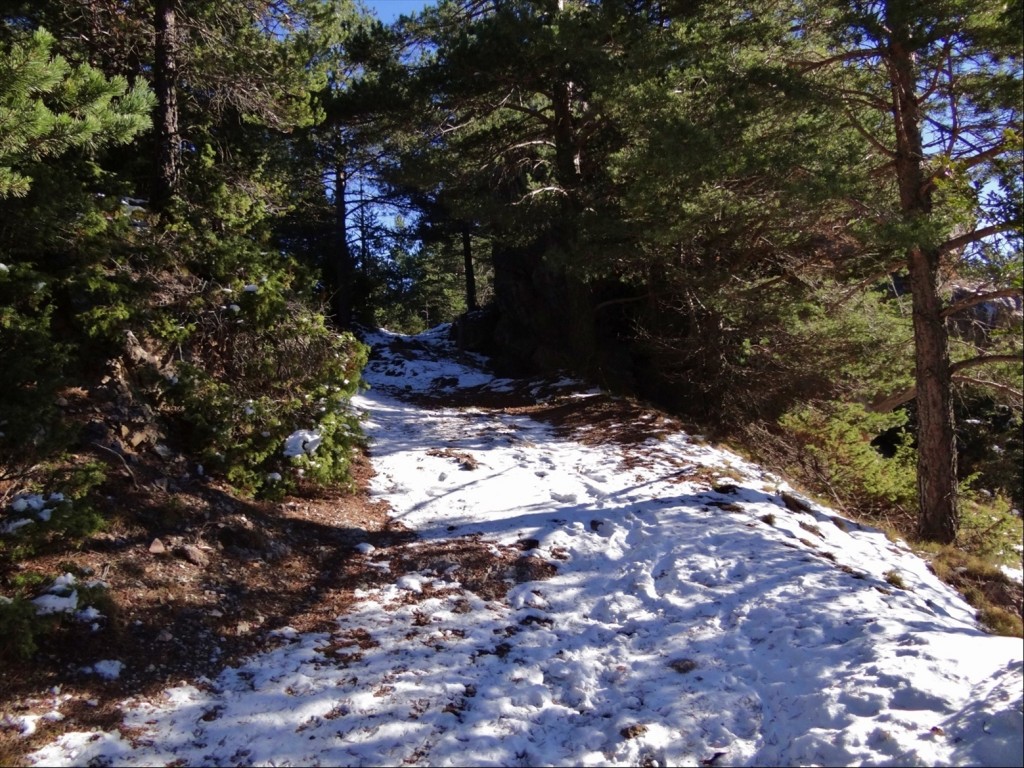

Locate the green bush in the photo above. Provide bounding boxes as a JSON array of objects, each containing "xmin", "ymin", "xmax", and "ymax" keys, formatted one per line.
[
  {"xmin": 0, "ymin": 597, "xmax": 42, "ymax": 663},
  {"xmin": 0, "ymin": 462, "xmax": 107, "ymax": 563},
  {"xmin": 0, "ymin": 261, "xmax": 74, "ymax": 474},
  {"xmin": 778, "ymin": 401, "xmax": 918, "ymax": 519},
  {"xmin": 956, "ymin": 492, "xmax": 1024, "ymax": 566},
  {"xmin": 165, "ymin": 279, "xmax": 368, "ymax": 498},
  {"xmin": 0, "ymin": 570, "xmax": 117, "ymax": 666}
]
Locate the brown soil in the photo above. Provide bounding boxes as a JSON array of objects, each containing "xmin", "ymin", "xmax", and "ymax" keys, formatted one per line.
[
  {"xmin": 3, "ymin": 335, "xmax": 1020, "ymax": 763},
  {"xmin": 0, "ymin": 443, "xmax": 553, "ymax": 765}
]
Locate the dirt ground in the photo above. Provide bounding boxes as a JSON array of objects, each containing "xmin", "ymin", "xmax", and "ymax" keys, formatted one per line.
[
  {"xmin": 0, "ymin": 359, "xmax": 587, "ymax": 764},
  {"xmin": 1, "ymin": 339, "xmax": 1020, "ymax": 764}
]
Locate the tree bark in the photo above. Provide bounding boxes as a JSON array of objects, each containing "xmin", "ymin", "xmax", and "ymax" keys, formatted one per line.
[
  {"xmin": 462, "ymin": 224, "xmax": 478, "ymax": 311},
  {"xmin": 887, "ymin": 17, "xmax": 959, "ymax": 543},
  {"xmin": 332, "ymin": 163, "xmax": 355, "ymax": 327},
  {"xmin": 907, "ymin": 246, "xmax": 959, "ymax": 542},
  {"xmin": 153, "ymin": 0, "xmax": 180, "ymax": 214}
]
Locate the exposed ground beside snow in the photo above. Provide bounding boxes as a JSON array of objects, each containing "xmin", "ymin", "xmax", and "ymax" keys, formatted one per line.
[{"xmin": 24, "ymin": 324, "xmax": 1024, "ymax": 767}]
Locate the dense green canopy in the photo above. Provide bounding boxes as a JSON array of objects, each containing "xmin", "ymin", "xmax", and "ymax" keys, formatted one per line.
[{"xmin": 1, "ymin": 0, "xmax": 1020, "ymax": 543}]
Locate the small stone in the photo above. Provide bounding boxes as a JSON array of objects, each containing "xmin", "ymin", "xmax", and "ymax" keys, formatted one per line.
[
  {"xmin": 620, "ymin": 724, "xmax": 648, "ymax": 740},
  {"xmin": 780, "ymin": 491, "xmax": 813, "ymax": 514},
  {"xmin": 670, "ymin": 658, "xmax": 698, "ymax": 674},
  {"xmin": 149, "ymin": 538, "xmax": 167, "ymax": 555},
  {"xmin": 174, "ymin": 545, "xmax": 209, "ymax": 567},
  {"xmin": 156, "ymin": 630, "xmax": 173, "ymax": 642}
]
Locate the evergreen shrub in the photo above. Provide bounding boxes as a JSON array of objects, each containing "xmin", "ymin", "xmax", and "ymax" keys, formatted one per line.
[
  {"xmin": 778, "ymin": 401, "xmax": 918, "ymax": 519},
  {"xmin": 160, "ymin": 253, "xmax": 368, "ymax": 498}
]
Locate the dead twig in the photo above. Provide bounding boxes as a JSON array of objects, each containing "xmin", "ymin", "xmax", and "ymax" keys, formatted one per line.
[{"xmin": 91, "ymin": 441, "xmax": 140, "ymax": 490}]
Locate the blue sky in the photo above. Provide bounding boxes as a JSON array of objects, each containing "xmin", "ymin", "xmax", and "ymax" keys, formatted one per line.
[{"xmin": 366, "ymin": 0, "xmax": 435, "ymax": 22}]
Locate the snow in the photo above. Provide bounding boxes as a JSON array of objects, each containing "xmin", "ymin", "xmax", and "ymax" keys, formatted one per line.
[
  {"xmin": 30, "ymin": 573, "xmax": 79, "ymax": 615},
  {"xmin": 282, "ymin": 429, "xmax": 323, "ymax": 458},
  {"xmin": 1003, "ymin": 565, "xmax": 1024, "ymax": 585},
  {"xmin": 82, "ymin": 660, "xmax": 124, "ymax": 681},
  {"xmin": 26, "ymin": 324, "xmax": 1024, "ymax": 767},
  {"xmin": 2, "ymin": 492, "xmax": 63, "ymax": 532}
]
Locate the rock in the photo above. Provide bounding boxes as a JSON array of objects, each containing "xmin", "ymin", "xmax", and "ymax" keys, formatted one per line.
[
  {"xmin": 780, "ymin": 491, "xmax": 813, "ymax": 514},
  {"xmin": 620, "ymin": 724, "xmax": 648, "ymax": 740},
  {"xmin": 264, "ymin": 540, "xmax": 291, "ymax": 562},
  {"xmin": 670, "ymin": 658, "xmax": 698, "ymax": 674},
  {"xmin": 216, "ymin": 516, "xmax": 267, "ymax": 550},
  {"xmin": 174, "ymin": 545, "xmax": 209, "ymax": 567},
  {"xmin": 148, "ymin": 538, "xmax": 167, "ymax": 555}
]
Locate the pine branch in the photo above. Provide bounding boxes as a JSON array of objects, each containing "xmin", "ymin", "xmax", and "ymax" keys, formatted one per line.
[
  {"xmin": 937, "ymin": 222, "xmax": 1018, "ymax": 256},
  {"xmin": 941, "ymin": 288, "xmax": 1024, "ymax": 318},
  {"xmin": 949, "ymin": 354, "xmax": 1023, "ymax": 376},
  {"xmin": 950, "ymin": 375, "xmax": 1023, "ymax": 403}
]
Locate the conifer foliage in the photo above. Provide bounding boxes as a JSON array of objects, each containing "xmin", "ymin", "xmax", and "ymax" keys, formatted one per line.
[
  {"xmin": 0, "ymin": 0, "xmax": 371, "ymax": 508},
  {"xmin": 0, "ymin": 0, "xmax": 1020, "ymax": 555},
  {"xmin": 0, "ymin": 28, "xmax": 153, "ymax": 198},
  {"xmin": 376, "ymin": 0, "xmax": 1021, "ymax": 544}
]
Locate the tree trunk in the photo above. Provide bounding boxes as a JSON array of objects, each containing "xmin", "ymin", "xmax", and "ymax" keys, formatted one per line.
[
  {"xmin": 550, "ymin": 0, "xmax": 582, "ymax": 248},
  {"xmin": 332, "ymin": 163, "xmax": 355, "ymax": 327},
  {"xmin": 887, "ymin": 21, "xmax": 959, "ymax": 542},
  {"xmin": 153, "ymin": 0, "xmax": 180, "ymax": 213},
  {"xmin": 462, "ymin": 224, "xmax": 478, "ymax": 311},
  {"xmin": 908, "ymin": 247, "xmax": 959, "ymax": 541}
]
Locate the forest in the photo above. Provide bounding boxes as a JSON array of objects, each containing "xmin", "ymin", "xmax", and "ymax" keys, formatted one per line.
[{"xmin": 0, "ymin": 0, "xmax": 1022, "ymax": 667}]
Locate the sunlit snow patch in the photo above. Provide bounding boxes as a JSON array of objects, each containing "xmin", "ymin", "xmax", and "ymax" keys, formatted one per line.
[
  {"xmin": 31, "ymin": 573, "xmax": 78, "ymax": 615},
  {"xmin": 82, "ymin": 660, "xmax": 123, "ymax": 680},
  {"xmin": 283, "ymin": 429, "xmax": 323, "ymax": 458}
]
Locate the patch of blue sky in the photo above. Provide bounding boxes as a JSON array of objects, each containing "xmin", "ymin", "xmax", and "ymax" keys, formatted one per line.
[{"xmin": 366, "ymin": 0, "xmax": 436, "ymax": 23}]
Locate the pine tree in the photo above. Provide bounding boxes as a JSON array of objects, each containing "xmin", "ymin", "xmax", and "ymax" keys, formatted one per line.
[
  {"xmin": 0, "ymin": 27, "xmax": 152, "ymax": 198},
  {"xmin": 799, "ymin": 0, "xmax": 1023, "ymax": 542}
]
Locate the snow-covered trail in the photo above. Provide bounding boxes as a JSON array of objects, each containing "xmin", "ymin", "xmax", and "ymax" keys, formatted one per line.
[{"xmin": 28, "ymin": 325, "xmax": 1023, "ymax": 767}]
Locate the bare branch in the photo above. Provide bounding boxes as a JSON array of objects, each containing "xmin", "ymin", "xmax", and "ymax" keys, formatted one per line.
[
  {"xmin": 835, "ymin": 88, "xmax": 891, "ymax": 112},
  {"xmin": 950, "ymin": 354, "xmax": 1023, "ymax": 376},
  {"xmin": 866, "ymin": 386, "xmax": 917, "ymax": 413},
  {"xmin": 513, "ymin": 186, "xmax": 568, "ymax": 205},
  {"xmin": 594, "ymin": 294, "xmax": 652, "ymax": 313},
  {"xmin": 498, "ymin": 100, "xmax": 553, "ymax": 127},
  {"xmin": 953, "ymin": 137, "xmax": 1009, "ymax": 171},
  {"xmin": 92, "ymin": 442, "xmax": 140, "ymax": 489},
  {"xmin": 942, "ymin": 288, "xmax": 1024, "ymax": 318},
  {"xmin": 867, "ymin": 355, "xmax": 1022, "ymax": 412},
  {"xmin": 788, "ymin": 47, "xmax": 884, "ymax": 72},
  {"xmin": 938, "ymin": 222, "xmax": 1018, "ymax": 256},
  {"xmin": 843, "ymin": 105, "xmax": 897, "ymax": 159},
  {"xmin": 836, "ymin": 260, "xmax": 907, "ymax": 305},
  {"xmin": 951, "ymin": 374, "xmax": 1023, "ymax": 402}
]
